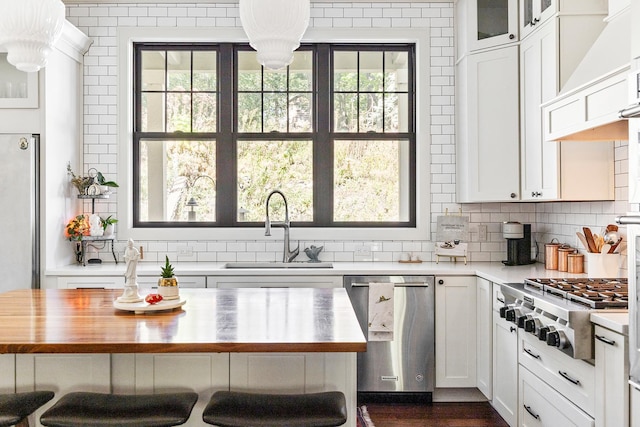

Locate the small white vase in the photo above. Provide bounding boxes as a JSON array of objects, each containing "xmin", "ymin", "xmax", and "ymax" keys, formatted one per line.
[{"xmin": 104, "ymin": 224, "xmax": 115, "ymax": 237}]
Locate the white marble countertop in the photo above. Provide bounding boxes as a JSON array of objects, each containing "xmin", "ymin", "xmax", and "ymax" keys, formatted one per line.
[
  {"xmin": 47, "ymin": 261, "xmax": 592, "ymax": 284},
  {"xmin": 590, "ymin": 312, "xmax": 629, "ymax": 335}
]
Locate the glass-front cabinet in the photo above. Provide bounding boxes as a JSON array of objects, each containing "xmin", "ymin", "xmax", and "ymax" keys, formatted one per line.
[
  {"xmin": 520, "ymin": 0, "xmax": 555, "ymax": 39},
  {"xmin": 469, "ymin": 0, "xmax": 518, "ymax": 51},
  {"xmin": 0, "ymin": 52, "xmax": 38, "ymax": 108}
]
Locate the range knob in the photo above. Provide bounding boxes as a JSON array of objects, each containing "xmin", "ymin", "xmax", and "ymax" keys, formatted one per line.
[
  {"xmin": 505, "ymin": 308, "xmax": 521, "ymax": 323},
  {"xmin": 517, "ymin": 314, "xmax": 532, "ymax": 329},
  {"xmin": 524, "ymin": 317, "xmax": 541, "ymax": 334},
  {"xmin": 538, "ymin": 326, "xmax": 550, "ymax": 341},
  {"xmin": 547, "ymin": 330, "xmax": 568, "ymax": 349},
  {"xmin": 499, "ymin": 306, "xmax": 509, "ymax": 318}
]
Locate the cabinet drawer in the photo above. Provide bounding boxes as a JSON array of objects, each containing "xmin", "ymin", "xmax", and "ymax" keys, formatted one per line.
[
  {"xmin": 58, "ymin": 276, "xmax": 125, "ymax": 289},
  {"xmin": 209, "ymin": 276, "xmax": 342, "ymax": 289},
  {"xmin": 519, "ymin": 332, "xmax": 594, "ymax": 416},
  {"xmin": 519, "ymin": 365, "xmax": 594, "ymax": 427}
]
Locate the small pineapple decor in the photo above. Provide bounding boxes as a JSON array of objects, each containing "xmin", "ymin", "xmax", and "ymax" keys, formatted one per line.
[{"xmin": 157, "ymin": 256, "xmax": 179, "ymax": 300}]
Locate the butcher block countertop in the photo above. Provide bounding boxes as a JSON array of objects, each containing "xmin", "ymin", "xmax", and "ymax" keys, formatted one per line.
[{"xmin": 0, "ymin": 288, "xmax": 366, "ymax": 354}]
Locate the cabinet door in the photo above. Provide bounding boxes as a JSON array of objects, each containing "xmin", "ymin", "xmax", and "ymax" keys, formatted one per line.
[
  {"xmin": 520, "ymin": 19, "xmax": 559, "ymax": 200},
  {"xmin": 137, "ymin": 276, "xmax": 206, "ymax": 289},
  {"xmin": 435, "ymin": 276, "xmax": 477, "ymax": 387},
  {"xmin": 594, "ymin": 326, "xmax": 629, "ymax": 427},
  {"xmin": 521, "ymin": 0, "xmax": 556, "ymax": 39},
  {"xmin": 632, "ymin": 383, "xmax": 640, "ymax": 427},
  {"xmin": 468, "ymin": 0, "xmax": 518, "ymax": 51},
  {"xmin": 0, "ymin": 52, "xmax": 38, "ymax": 108},
  {"xmin": 456, "ymin": 46, "xmax": 520, "ymax": 202},
  {"xmin": 493, "ymin": 312, "xmax": 518, "ymax": 427},
  {"xmin": 476, "ymin": 277, "xmax": 492, "ymax": 399}
]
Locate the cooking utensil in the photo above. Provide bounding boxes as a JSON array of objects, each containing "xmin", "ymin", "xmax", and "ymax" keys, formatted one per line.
[
  {"xmin": 608, "ymin": 237, "xmax": 623, "ymax": 253},
  {"xmin": 605, "ymin": 224, "xmax": 619, "ymax": 233},
  {"xmin": 600, "ymin": 244, "xmax": 611, "ymax": 254},
  {"xmin": 583, "ymin": 227, "xmax": 598, "ymax": 253},
  {"xmin": 576, "ymin": 232, "xmax": 590, "ymax": 251}
]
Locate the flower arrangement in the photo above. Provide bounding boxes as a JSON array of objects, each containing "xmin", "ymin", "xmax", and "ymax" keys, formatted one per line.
[
  {"xmin": 101, "ymin": 215, "xmax": 118, "ymax": 231},
  {"xmin": 65, "ymin": 215, "xmax": 90, "ymax": 241}
]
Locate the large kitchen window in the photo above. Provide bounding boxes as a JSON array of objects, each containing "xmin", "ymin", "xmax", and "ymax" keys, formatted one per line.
[{"xmin": 133, "ymin": 42, "xmax": 416, "ymax": 229}]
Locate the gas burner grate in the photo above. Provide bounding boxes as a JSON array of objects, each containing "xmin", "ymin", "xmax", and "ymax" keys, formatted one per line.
[{"xmin": 524, "ymin": 278, "xmax": 629, "ymax": 309}]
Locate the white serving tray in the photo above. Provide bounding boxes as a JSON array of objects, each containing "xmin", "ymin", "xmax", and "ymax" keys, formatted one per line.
[{"xmin": 113, "ymin": 297, "xmax": 186, "ymax": 314}]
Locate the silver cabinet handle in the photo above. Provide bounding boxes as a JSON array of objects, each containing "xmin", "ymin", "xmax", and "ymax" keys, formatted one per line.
[{"xmin": 595, "ymin": 334, "xmax": 616, "ymax": 346}]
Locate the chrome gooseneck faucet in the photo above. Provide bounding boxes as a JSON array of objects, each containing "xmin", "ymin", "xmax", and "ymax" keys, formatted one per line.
[{"xmin": 265, "ymin": 190, "xmax": 299, "ymax": 263}]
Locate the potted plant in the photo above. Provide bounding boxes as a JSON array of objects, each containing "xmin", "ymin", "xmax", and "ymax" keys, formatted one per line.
[
  {"xmin": 102, "ymin": 215, "xmax": 118, "ymax": 237},
  {"xmin": 158, "ymin": 256, "xmax": 179, "ymax": 300},
  {"xmin": 67, "ymin": 163, "xmax": 119, "ymax": 196}
]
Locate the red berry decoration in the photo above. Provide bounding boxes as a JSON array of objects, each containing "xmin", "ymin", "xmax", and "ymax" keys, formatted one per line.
[{"xmin": 145, "ymin": 294, "xmax": 163, "ymax": 304}]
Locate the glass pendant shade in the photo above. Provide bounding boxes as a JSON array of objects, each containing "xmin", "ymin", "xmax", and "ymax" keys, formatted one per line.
[
  {"xmin": 239, "ymin": 0, "xmax": 310, "ymax": 70},
  {"xmin": 0, "ymin": 0, "xmax": 66, "ymax": 73}
]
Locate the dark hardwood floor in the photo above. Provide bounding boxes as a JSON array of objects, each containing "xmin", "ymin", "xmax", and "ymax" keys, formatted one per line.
[{"xmin": 362, "ymin": 402, "xmax": 509, "ymax": 427}]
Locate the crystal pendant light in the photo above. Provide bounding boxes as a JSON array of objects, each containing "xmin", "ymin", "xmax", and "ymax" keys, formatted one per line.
[
  {"xmin": 0, "ymin": 0, "xmax": 66, "ymax": 73},
  {"xmin": 239, "ymin": 0, "xmax": 310, "ymax": 70}
]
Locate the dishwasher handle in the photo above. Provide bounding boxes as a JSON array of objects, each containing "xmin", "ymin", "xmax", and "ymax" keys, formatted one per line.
[{"xmin": 350, "ymin": 282, "xmax": 430, "ymax": 287}]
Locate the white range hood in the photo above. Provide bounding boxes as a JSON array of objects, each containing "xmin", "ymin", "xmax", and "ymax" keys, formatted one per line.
[{"xmin": 542, "ymin": 3, "xmax": 631, "ymax": 141}]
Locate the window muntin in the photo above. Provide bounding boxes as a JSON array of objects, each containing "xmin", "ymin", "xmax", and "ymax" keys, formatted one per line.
[
  {"xmin": 133, "ymin": 43, "xmax": 415, "ymax": 228},
  {"xmin": 237, "ymin": 50, "xmax": 313, "ymax": 133},
  {"xmin": 333, "ymin": 49, "xmax": 410, "ymax": 133}
]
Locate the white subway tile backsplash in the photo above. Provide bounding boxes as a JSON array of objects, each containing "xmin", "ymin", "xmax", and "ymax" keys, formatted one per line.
[{"xmin": 69, "ymin": 2, "xmax": 629, "ymax": 267}]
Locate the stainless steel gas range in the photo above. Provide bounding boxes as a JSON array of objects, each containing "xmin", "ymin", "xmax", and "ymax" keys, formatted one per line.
[{"xmin": 499, "ymin": 278, "xmax": 628, "ymax": 360}]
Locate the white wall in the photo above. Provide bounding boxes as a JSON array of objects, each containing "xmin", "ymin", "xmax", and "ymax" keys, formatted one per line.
[{"xmin": 64, "ymin": 2, "xmax": 629, "ymax": 266}]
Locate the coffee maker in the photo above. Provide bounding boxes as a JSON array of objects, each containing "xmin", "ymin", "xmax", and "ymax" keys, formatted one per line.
[{"xmin": 502, "ymin": 222, "xmax": 535, "ymax": 266}]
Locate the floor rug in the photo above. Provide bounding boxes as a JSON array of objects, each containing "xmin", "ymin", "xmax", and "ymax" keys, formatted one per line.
[{"xmin": 357, "ymin": 405, "xmax": 376, "ymax": 427}]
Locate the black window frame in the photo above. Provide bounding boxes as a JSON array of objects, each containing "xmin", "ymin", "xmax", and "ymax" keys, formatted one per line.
[{"xmin": 133, "ymin": 42, "xmax": 416, "ymax": 228}]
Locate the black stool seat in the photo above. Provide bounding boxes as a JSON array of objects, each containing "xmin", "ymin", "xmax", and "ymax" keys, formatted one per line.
[
  {"xmin": 40, "ymin": 391, "xmax": 198, "ymax": 427},
  {"xmin": 0, "ymin": 391, "xmax": 54, "ymax": 427},
  {"xmin": 202, "ymin": 391, "xmax": 347, "ymax": 427}
]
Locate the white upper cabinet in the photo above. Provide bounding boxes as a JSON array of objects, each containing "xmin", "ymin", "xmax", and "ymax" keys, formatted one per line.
[
  {"xmin": 519, "ymin": 19, "xmax": 559, "ymax": 200},
  {"xmin": 0, "ymin": 53, "xmax": 38, "ymax": 109},
  {"xmin": 468, "ymin": 0, "xmax": 519, "ymax": 51},
  {"xmin": 456, "ymin": 45, "xmax": 520, "ymax": 203},
  {"xmin": 520, "ymin": 0, "xmax": 556, "ymax": 40}
]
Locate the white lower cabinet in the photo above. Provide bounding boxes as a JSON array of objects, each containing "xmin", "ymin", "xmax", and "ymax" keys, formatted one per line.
[
  {"xmin": 631, "ymin": 383, "xmax": 640, "ymax": 427},
  {"xmin": 57, "ymin": 276, "xmax": 124, "ymax": 289},
  {"xmin": 493, "ymin": 310, "xmax": 518, "ymax": 427},
  {"xmin": 519, "ymin": 365, "xmax": 595, "ymax": 427},
  {"xmin": 435, "ymin": 276, "xmax": 477, "ymax": 387},
  {"xmin": 137, "ymin": 275, "xmax": 206, "ymax": 289},
  {"xmin": 594, "ymin": 325, "xmax": 629, "ymax": 427},
  {"xmin": 476, "ymin": 277, "xmax": 493, "ymax": 399},
  {"xmin": 209, "ymin": 275, "xmax": 342, "ymax": 288}
]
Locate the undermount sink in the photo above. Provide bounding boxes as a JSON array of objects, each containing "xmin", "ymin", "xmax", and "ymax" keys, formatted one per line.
[{"xmin": 223, "ymin": 262, "xmax": 334, "ymax": 269}]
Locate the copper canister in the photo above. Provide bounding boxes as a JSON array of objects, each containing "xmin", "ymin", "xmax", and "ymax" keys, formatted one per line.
[
  {"xmin": 545, "ymin": 243, "xmax": 560, "ymax": 270},
  {"xmin": 567, "ymin": 253, "xmax": 584, "ymax": 274},
  {"xmin": 558, "ymin": 247, "xmax": 575, "ymax": 272}
]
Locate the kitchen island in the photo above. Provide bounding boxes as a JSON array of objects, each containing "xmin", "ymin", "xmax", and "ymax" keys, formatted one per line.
[{"xmin": 0, "ymin": 288, "xmax": 365, "ymax": 427}]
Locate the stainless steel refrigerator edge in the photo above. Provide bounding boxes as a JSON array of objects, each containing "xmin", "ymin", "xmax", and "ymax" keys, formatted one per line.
[
  {"xmin": 0, "ymin": 134, "xmax": 39, "ymax": 290},
  {"xmin": 344, "ymin": 275, "xmax": 435, "ymax": 403}
]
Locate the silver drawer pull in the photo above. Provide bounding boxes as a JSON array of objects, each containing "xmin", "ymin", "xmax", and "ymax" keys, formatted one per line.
[
  {"xmin": 381, "ymin": 376, "xmax": 398, "ymax": 382},
  {"xmin": 559, "ymin": 371, "xmax": 580, "ymax": 385},
  {"xmin": 524, "ymin": 404, "xmax": 540, "ymax": 420},
  {"xmin": 595, "ymin": 335, "xmax": 616, "ymax": 346},
  {"xmin": 523, "ymin": 347, "xmax": 541, "ymax": 359},
  {"xmin": 496, "ymin": 297, "xmax": 505, "ymax": 304}
]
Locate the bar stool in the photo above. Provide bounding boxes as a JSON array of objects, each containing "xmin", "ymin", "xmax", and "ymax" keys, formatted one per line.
[
  {"xmin": 40, "ymin": 391, "xmax": 198, "ymax": 427},
  {"xmin": 202, "ymin": 390, "xmax": 348, "ymax": 427},
  {"xmin": 0, "ymin": 391, "xmax": 54, "ymax": 427}
]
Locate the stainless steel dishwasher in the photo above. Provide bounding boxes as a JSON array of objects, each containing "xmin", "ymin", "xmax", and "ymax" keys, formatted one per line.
[{"xmin": 344, "ymin": 275, "xmax": 435, "ymax": 403}]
